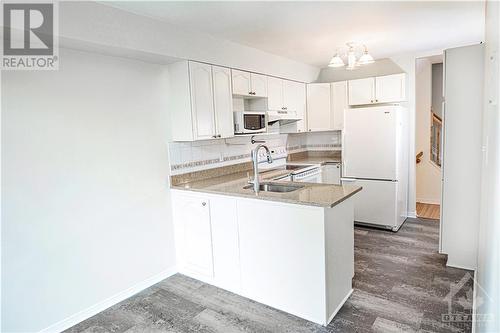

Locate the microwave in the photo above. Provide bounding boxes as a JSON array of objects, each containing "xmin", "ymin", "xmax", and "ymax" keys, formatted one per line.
[{"xmin": 234, "ymin": 111, "xmax": 267, "ymax": 134}]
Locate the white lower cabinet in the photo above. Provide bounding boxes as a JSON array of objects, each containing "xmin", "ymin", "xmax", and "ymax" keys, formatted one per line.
[
  {"xmin": 171, "ymin": 191, "xmax": 214, "ymax": 279},
  {"xmin": 209, "ymin": 196, "xmax": 241, "ymax": 293},
  {"xmin": 171, "ymin": 189, "xmax": 354, "ymax": 326},
  {"xmin": 172, "ymin": 190, "xmax": 241, "ymax": 290}
]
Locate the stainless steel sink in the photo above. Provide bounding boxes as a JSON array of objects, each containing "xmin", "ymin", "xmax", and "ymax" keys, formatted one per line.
[{"xmin": 244, "ymin": 182, "xmax": 304, "ymax": 193}]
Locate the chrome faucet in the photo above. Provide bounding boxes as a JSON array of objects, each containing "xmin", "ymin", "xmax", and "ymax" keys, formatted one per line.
[{"xmin": 251, "ymin": 144, "xmax": 273, "ymax": 193}]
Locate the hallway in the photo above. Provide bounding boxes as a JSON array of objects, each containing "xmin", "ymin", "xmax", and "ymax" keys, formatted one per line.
[{"xmin": 417, "ymin": 202, "xmax": 441, "ymax": 220}]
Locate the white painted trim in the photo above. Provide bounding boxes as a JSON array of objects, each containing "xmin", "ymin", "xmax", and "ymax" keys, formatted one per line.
[
  {"xmin": 407, "ymin": 211, "xmax": 417, "ymax": 218},
  {"xmin": 445, "ymin": 261, "xmax": 475, "ymax": 271},
  {"xmin": 326, "ymin": 288, "xmax": 353, "ymax": 326},
  {"xmin": 39, "ymin": 267, "xmax": 177, "ymax": 333},
  {"xmin": 472, "ymin": 269, "xmax": 477, "ymax": 333}
]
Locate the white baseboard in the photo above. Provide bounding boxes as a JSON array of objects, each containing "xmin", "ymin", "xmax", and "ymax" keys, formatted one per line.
[
  {"xmin": 407, "ymin": 211, "xmax": 417, "ymax": 218},
  {"xmin": 445, "ymin": 261, "xmax": 476, "ymax": 271},
  {"xmin": 39, "ymin": 266, "xmax": 177, "ymax": 333},
  {"xmin": 472, "ymin": 270, "xmax": 477, "ymax": 333}
]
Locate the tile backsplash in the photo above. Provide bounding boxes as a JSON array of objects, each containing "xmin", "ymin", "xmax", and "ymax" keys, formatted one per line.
[{"xmin": 168, "ymin": 131, "xmax": 341, "ymax": 175}]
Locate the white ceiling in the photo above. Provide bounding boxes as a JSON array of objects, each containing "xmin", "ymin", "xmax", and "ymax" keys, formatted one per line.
[{"xmin": 108, "ymin": 1, "xmax": 485, "ymax": 68}]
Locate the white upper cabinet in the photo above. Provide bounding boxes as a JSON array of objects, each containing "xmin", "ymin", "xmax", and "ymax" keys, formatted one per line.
[
  {"xmin": 169, "ymin": 61, "xmax": 234, "ymax": 141},
  {"xmin": 307, "ymin": 83, "xmax": 331, "ymax": 132},
  {"xmin": 375, "ymin": 74, "xmax": 406, "ymax": 103},
  {"xmin": 251, "ymin": 73, "xmax": 268, "ymax": 97},
  {"xmin": 212, "ymin": 66, "xmax": 234, "ymax": 138},
  {"xmin": 331, "ymin": 81, "xmax": 348, "ymax": 131},
  {"xmin": 231, "ymin": 69, "xmax": 252, "ymax": 96},
  {"xmin": 231, "ymin": 69, "xmax": 267, "ymax": 97},
  {"xmin": 189, "ymin": 62, "xmax": 216, "ymax": 140},
  {"xmin": 286, "ymin": 81, "xmax": 307, "ymax": 132},
  {"xmin": 267, "ymin": 76, "xmax": 284, "ymax": 110},
  {"xmin": 348, "ymin": 77, "xmax": 375, "ymax": 105},
  {"xmin": 348, "ymin": 73, "xmax": 406, "ymax": 106},
  {"xmin": 267, "ymin": 77, "xmax": 305, "ymax": 111}
]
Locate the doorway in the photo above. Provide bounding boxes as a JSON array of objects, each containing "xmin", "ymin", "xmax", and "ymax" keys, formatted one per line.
[{"xmin": 415, "ymin": 55, "xmax": 443, "ymax": 220}]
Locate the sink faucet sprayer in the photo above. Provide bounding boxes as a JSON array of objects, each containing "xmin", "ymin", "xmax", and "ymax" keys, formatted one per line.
[{"xmin": 251, "ymin": 144, "xmax": 273, "ymax": 193}]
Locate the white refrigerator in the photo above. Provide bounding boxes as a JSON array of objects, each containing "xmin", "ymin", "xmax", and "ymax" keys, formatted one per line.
[{"xmin": 342, "ymin": 105, "xmax": 408, "ymax": 231}]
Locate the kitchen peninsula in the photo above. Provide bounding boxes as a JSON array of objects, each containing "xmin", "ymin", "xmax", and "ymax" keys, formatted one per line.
[{"xmin": 170, "ymin": 161, "xmax": 362, "ymax": 326}]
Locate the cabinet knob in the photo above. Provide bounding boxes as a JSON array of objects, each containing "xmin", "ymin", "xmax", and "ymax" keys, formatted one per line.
[
  {"xmin": 371, "ymin": 100, "xmax": 374, "ymax": 103},
  {"xmin": 217, "ymin": 134, "xmax": 221, "ymax": 138},
  {"xmin": 309, "ymin": 129, "xmax": 312, "ymax": 132},
  {"xmin": 202, "ymin": 202, "xmax": 206, "ymax": 206},
  {"xmin": 375, "ymin": 99, "xmax": 379, "ymax": 102}
]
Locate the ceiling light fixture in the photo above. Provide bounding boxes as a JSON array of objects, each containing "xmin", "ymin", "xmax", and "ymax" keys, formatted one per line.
[{"xmin": 328, "ymin": 43, "xmax": 374, "ymax": 70}]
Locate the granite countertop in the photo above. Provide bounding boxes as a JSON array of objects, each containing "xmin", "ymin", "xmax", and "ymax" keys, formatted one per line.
[
  {"xmin": 171, "ymin": 166, "xmax": 362, "ymax": 208},
  {"xmin": 287, "ymin": 156, "xmax": 342, "ymax": 165}
]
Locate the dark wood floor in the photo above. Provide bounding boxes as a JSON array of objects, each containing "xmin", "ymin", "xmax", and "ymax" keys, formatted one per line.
[{"xmin": 66, "ymin": 218, "xmax": 473, "ymax": 333}]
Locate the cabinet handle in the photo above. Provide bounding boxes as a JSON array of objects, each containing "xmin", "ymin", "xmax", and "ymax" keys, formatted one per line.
[
  {"xmin": 217, "ymin": 134, "xmax": 221, "ymax": 138},
  {"xmin": 376, "ymin": 99, "xmax": 379, "ymax": 102},
  {"xmin": 202, "ymin": 202, "xmax": 206, "ymax": 206},
  {"xmin": 212, "ymin": 135, "xmax": 217, "ymax": 138},
  {"xmin": 371, "ymin": 100, "xmax": 374, "ymax": 103},
  {"xmin": 309, "ymin": 129, "xmax": 312, "ymax": 132}
]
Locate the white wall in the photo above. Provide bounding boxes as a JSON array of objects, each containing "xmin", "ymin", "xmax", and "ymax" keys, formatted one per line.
[
  {"xmin": 1, "ymin": 48, "xmax": 175, "ymax": 332},
  {"xmin": 415, "ymin": 58, "xmax": 441, "ymax": 204},
  {"xmin": 476, "ymin": 1, "xmax": 500, "ymax": 331},
  {"xmin": 58, "ymin": 2, "xmax": 320, "ymax": 83},
  {"xmin": 441, "ymin": 44, "xmax": 484, "ymax": 270}
]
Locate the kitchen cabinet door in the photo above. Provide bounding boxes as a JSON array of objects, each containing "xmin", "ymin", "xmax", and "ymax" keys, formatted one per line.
[
  {"xmin": 321, "ymin": 164, "xmax": 341, "ymax": 185},
  {"xmin": 294, "ymin": 82, "xmax": 307, "ymax": 133},
  {"xmin": 232, "ymin": 69, "xmax": 252, "ymax": 96},
  {"xmin": 212, "ymin": 66, "xmax": 234, "ymax": 138},
  {"xmin": 307, "ymin": 83, "xmax": 331, "ymax": 132},
  {"xmin": 172, "ymin": 191, "xmax": 214, "ymax": 279},
  {"xmin": 189, "ymin": 62, "xmax": 216, "ymax": 140},
  {"xmin": 375, "ymin": 74, "xmax": 406, "ymax": 103},
  {"xmin": 267, "ymin": 76, "xmax": 284, "ymax": 111},
  {"xmin": 330, "ymin": 81, "xmax": 347, "ymax": 131},
  {"xmin": 210, "ymin": 196, "xmax": 241, "ymax": 294},
  {"xmin": 348, "ymin": 77, "xmax": 375, "ymax": 106},
  {"xmin": 286, "ymin": 81, "xmax": 307, "ymax": 132},
  {"xmin": 251, "ymin": 73, "xmax": 268, "ymax": 97}
]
